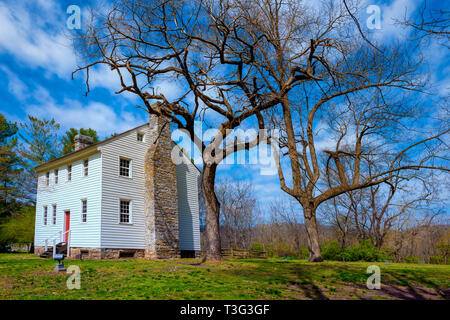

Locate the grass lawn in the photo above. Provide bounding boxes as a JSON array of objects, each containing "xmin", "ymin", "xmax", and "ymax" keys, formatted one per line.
[{"xmin": 0, "ymin": 253, "xmax": 448, "ymax": 300}]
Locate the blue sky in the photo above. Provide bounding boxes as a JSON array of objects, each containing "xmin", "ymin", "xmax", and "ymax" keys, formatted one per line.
[{"xmin": 0, "ymin": 0, "xmax": 448, "ymax": 215}]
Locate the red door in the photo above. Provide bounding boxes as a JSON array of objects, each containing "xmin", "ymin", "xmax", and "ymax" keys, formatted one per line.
[{"xmin": 64, "ymin": 211, "xmax": 70, "ymax": 242}]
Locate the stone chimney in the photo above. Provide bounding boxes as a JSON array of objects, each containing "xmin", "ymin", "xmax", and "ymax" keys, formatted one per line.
[
  {"xmin": 74, "ymin": 134, "xmax": 94, "ymax": 151},
  {"xmin": 144, "ymin": 115, "xmax": 179, "ymax": 259}
]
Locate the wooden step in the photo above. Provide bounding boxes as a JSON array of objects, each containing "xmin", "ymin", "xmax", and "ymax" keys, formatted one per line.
[{"xmin": 40, "ymin": 242, "xmax": 68, "ymax": 258}]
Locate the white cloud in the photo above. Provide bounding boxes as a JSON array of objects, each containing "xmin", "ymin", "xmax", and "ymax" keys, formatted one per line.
[
  {"xmin": 369, "ymin": 0, "xmax": 419, "ymax": 41},
  {"xmin": 0, "ymin": 65, "xmax": 28, "ymax": 100},
  {"xmin": 420, "ymin": 39, "xmax": 450, "ymax": 97},
  {"xmin": 0, "ymin": 1, "xmax": 77, "ymax": 79},
  {"xmin": 85, "ymin": 64, "xmax": 126, "ymax": 93},
  {"xmin": 31, "ymin": 85, "xmax": 54, "ymax": 105},
  {"xmin": 25, "ymin": 99, "xmax": 147, "ymax": 137},
  {"xmin": 152, "ymin": 79, "xmax": 185, "ymax": 101},
  {"xmin": 84, "ymin": 64, "xmax": 180, "ymax": 103}
]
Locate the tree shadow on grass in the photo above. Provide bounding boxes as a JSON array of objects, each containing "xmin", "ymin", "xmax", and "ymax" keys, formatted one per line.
[
  {"xmin": 221, "ymin": 259, "xmax": 329, "ymax": 300},
  {"xmin": 380, "ymin": 269, "xmax": 449, "ymax": 300},
  {"xmin": 221, "ymin": 260, "xmax": 449, "ymax": 300},
  {"xmin": 323, "ymin": 263, "xmax": 449, "ymax": 300}
]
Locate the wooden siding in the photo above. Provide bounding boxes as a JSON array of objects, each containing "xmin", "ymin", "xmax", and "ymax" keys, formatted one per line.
[
  {"xmin": 99, "ymin": 125, "xmax": 201, "ymax": 251},
  {"xmin": 99, "ymin": 125, "xmax": 151, "ymax": 249},
  {"xmin": 175, "ymin": 149, "xmax": 201, "ymax": 251},
  {"xmin": 34, "ymin": 152, "xmax": 102, "ymax": 248}
]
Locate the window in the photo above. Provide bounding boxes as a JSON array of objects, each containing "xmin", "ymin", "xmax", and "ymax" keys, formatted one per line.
[
  {"xmin": 119, "ymin": 158, "xmax": 130, "ymax": 177},
  {"xmin": 83, "ymin": 159, "xmax": 89, "ymax": 176},
  {"xmin": 54, "ymin": 169, "xmax": 58, "ymax": 184},
  {"xmin": 43, "ymin": 206, "xmax": 48, "ymax": 225},
  {"xmin": 45, "ymin": 172, "xmax": 49, "ymax": 186},
  {"xmin": 137, "ymin": 132, "xmax": 144, "ymax": 142},
  {"xmin": 81, "ymin": 200, "xmax": 87, "ymax": 222},
  {"xmin": 52, "ymin": 205, "xmax": 57, "ymax": 225},
  {"xmin": 120, "ymin": 200, "xmax": 130, "ymax": 223},
  {"xmin": 67, "ymin": 165, "xmax": 72, "ymax": 181}
]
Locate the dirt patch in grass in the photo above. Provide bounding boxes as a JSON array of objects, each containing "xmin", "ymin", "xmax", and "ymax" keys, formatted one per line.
[
  {"xmin": 375, "ymin": 284, "xmax": 447, "ymax": 300},
  {"xmin": 286, "ymin": 281, "xmax": 448, "ymax": 300}
]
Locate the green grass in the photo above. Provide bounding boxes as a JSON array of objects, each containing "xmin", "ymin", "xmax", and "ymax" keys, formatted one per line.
[{"xmin": 0, "ymin": 254, "xmax": 448, "ymax": 300}]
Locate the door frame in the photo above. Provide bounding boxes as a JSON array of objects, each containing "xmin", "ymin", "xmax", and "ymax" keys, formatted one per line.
[{"xmin": 64, "ymin": 210, "xmax": 70, "ymax": 242}]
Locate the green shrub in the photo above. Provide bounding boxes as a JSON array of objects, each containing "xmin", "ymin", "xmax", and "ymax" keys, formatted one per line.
[
  {"xmin": 381, "ymin": 246, "xmax": 395, "ymax": 261},
  {"xmin": 321, "ymin": 241, "xmax": 344, "ymax": 261},
  {"xmin": 346, "ymin": 240, "xmax": 386, "ymax": 262},
  {"xmin": 255, "ymin": 242, "xmax": 303, "ymax": 258},
  {"xmin": 435, "ymin": 242, "xmax": 450, "ymax": 264},
  {"xmin": 274, "ymin": 242, "xmax": 298, "ymax": 258},
  {"xmin": 299, "ymin": 247, "xmax": 309, "ymax": 259},
  {"xmin": 251, "ymin": 242, "xmax": 264, "ymax": 252},
  {"xmin": 0, "ymin": 206, "xmax": 35, "ymax": 247},
  {"xmin": 264, "ymin": 243, "xmax": 276, "ymax": 258},
  {"xmin": 321, "ymin": 240, "xmax": 386, "ymax": 262},
  {"xmin": 403, "ymin": 256, "xmax": 419, "ymax": 264},
  {"xmin": 429, "ymin": 256, "xmax": 444, "ymax": 264}
]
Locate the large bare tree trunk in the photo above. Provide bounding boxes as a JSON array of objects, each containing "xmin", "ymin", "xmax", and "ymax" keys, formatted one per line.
[
  {"xmin": 201, "ymin": 163, "xmax": 222, "ymax": 260},
  {"xmin": 303, "ymin": 206, "xmax": 323, "ymax": 262}
]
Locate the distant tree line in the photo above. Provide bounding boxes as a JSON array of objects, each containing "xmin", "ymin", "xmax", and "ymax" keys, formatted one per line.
[{"xmin": 204, "ymin": 179, "xmax": 449, "ymax": 264}]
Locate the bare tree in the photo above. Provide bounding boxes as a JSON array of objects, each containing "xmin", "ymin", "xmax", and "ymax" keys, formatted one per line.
[
  {"xmin": 262, "ymin": 1, "xmax": 450, "ymax": 261},
  {"xmin": 268, "ymin": 199, "xmax": 306, "ymax": 254},
  {"xmin": 398, "ymin": 1, "xmax": 450, "ymax": 48},
  {"xmin": 216, "ymin": 179, "xmax": 257, "ymax": 249},
  {"xmin": 73, "ymin": 0, "xmax": 294, "ymax": 260},
  {"xmin": 73, "ymin": 0, "xmax": 361, "ymax": 260},
  {"xmin": 326, "ymin": 164, "xmax": 437, "ymax": 250},
  {"xmin": 322, "ymin": 193, "xmax": 356, "ymax": 250},
  {"xmin": 273, "ymin": 88, "xmax": 448, "ymax": 261},
  {"xmin": 387, "ymin": 210, "xmax": 443, "ymax": 262}
]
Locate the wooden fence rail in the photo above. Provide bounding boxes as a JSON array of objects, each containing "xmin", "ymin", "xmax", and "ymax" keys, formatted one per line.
[{"xmin": 201, "ymin": 248, "xmax": 268, "ymax": 259}]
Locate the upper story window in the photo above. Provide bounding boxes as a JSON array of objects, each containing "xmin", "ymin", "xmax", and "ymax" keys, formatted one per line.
[
  {"xmin": 137, "ymin": 132, "xmax": 144, "ymax": 142},
  {"xmin": 67, "ymin": 165, "xmax": 72, "ymax": 181},
  {"xmin": 43, "ymin": 206, "xmax": 48, "ymax": 225},
  {"xmin": 45, "ymin": 172, "xmax": 50, "ymax": 186},
  {"xmin": 81, "ymin": 200, "xmax": 87, "ymax": 222},
  {"xmin": 54, "ymin": 169, "xmax": 58, "ymax": 184},
  {"xmin": 52, "ymin": 204, "xmax": 57, "ymax": 225},
  {"xmin": 120, "ymin": 200, "xmax": 130, "ymax": 223},
  {"xmin": 119, "ymin": 158, "xmax": 131, "ymax": 177},
  {"xmin": 83, "ymin": 159, "xmax": 89, "ymax": 176}
]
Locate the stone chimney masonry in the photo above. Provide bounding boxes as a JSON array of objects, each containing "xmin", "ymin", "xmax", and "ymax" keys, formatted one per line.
[
  {"xmin": 74, "ymin": 134, "xmax": 94, "ymax": 151},
  {"xmin": 144, "ymin": 115, "xmax": 180, "ymax": 259}
]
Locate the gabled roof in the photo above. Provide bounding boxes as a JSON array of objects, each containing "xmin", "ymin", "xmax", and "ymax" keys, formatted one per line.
[
  {"xmin": 35, "ymin": 123, "xmax": 149, "ymax": 173},
  {"xmin": 35, "ymin": 123, "xmax": 202, "ymax": 174}
]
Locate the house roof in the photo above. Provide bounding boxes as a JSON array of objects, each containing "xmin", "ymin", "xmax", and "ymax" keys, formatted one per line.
[
  {"xmin": 35, "ymin": 123, "xmax": 149, "ymax": 173},
  {"xmin": 35, "ymin": 122, "xmax": 202, "ymax": 174}
]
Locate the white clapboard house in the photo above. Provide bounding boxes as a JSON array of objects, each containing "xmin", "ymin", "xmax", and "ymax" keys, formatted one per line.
[{"xmin": 34, "ymin": 116, "xmax": 201, "ymax": 259}]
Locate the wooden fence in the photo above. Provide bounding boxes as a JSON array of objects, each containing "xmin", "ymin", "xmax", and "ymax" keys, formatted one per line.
[{"xmin": 201, "ymin": 247, "xmax": 268, "ymax": 259}]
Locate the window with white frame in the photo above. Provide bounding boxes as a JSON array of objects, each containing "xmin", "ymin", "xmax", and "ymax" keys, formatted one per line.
[
  {"xmin": 67, "ymin": 164, "xmax": 72, "ymax": 181},
  {"xmin": 119, "ymin": 158, "xmax": 131, "ymax": 177},
  {"xmin": 45, "ymin": 172, "xmax": 49, "ymax": 186},
  {"xmin": 54, "ymin": 169, "xmax": 58, "ymax": 184},
  {"xmin": 81, "ymin": 199, "xmax": 87, "ymax": 222},
  {"xmin": 52, "ymin": 204, "xmax": 57, "ymax": 225},
  {"xmin": 120, "ymin": 200, "xmax": 130, "ymax": 223},
  {"xmin": 137, "ymin": 132, "xmax": 144, "ymax": 142},
  {"xmin": 83, "ymin": 159, "xmax": 89, "ymax": 176},
  {"xmin": 43, "ymin": 206, "xmax": 48, "ymax": 225}
]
